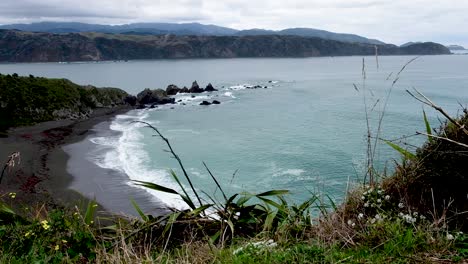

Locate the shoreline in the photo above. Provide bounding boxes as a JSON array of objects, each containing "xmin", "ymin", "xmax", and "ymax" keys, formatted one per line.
[{"xmin": 0, "ymin": 106, "xmax": 140, "ymax": 215}]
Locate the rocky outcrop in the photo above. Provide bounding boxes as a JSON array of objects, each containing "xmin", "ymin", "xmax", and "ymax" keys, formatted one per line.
[
  {"xmin": 189, "ymin": 81, "xmax": 204, "ymax": 93},
  {"xmin": 166, "ymin": 84, "xmax": 181, "ymax": 95},
  {"xmin": 136, "ymin": 88, "xmax": 175, "ymax": 105},
  {"xmin": 0, "ymin": 30, "xmax": 451, "ymax": 62},
  {"xmin": 205, "ymin": 83, "xmax": 218, "ymax": 92},
  {"xmin": 124, "ymin": 95, "xmax": 137, "ymax": 106}
]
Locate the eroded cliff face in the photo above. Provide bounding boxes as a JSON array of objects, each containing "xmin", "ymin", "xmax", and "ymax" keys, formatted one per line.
[
  {"xmin": 0, "ymin": 30, "xmax": 102, "ymax": 62},
  {"xmin": 0, "ymin": 30, "xmax": 451, "ymax": 62}
]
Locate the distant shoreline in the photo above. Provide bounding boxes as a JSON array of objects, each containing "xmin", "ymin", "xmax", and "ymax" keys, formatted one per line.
[{"xmin": 0, "ymin": 30, "xmax": 451, "ymax": 63}]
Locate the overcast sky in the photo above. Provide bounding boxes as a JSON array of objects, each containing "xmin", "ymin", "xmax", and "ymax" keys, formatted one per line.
[{"xmin": 0, "ymin": 0, "xmax": 467, "ymax": 46}]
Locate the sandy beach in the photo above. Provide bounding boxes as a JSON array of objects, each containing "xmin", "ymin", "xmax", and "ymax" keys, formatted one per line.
[{"xmin": 0, "ymin": 106, "xmax": 165, "ymax": 217}]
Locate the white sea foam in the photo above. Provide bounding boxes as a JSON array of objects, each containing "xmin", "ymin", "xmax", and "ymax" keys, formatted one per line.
[
  {"xmin": 89, "ymin": 111, "xmax": 188, "ymax": 210},
  {"xmin": 223, "ymin": 92, "xmax": 236, "ymax": 98},
  {"xmin": 273, "ymin": 168, "xmax": 306, "ymax": 177},
  {"xmin": 227, "ymin": 84, "xmax": 251, "ymax": 90}
]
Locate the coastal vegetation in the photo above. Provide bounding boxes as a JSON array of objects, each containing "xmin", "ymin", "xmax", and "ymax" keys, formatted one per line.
[
  {"xmin": 0, "ymin": 74, "xmax": 130, "ymax": 131},
  {"xmin": 0, "ymin": 29, "xmax": 450, "ymax": 62},
  {"xmin": 1, "ymin": 72, "xmax": 468, "ymax": 262}
]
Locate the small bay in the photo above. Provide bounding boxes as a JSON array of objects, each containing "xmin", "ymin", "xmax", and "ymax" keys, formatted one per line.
[{"xmin": 2, "ymin": 55, "xmax": 467, "ymax": 212}]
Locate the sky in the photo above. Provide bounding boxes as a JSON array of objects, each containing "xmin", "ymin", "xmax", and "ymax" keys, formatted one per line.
[{"xmin": 0, "ymin": 0, "xmax": 467, "ymax": 46}]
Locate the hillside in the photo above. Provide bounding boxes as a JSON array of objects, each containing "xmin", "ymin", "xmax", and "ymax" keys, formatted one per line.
[
  {"xmin": 0, "ymin": 73, "xmax": 131, "ymax": 130},
  {"xmin": 0, "ymin": 21, "xmax": 383, "ymax": 44},
  {"xmin": 0, "ymin": 30, "xmax": 451, "ymax": 62}
]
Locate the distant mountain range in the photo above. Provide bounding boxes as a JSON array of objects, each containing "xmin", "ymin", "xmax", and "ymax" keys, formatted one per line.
[
  {"xmin": 0, "ymin": 29, "xmax": 450, "ymax": 62},
  {"xmin": 0, "ymin": 22, "xmax": 384, "ymax": 45}
]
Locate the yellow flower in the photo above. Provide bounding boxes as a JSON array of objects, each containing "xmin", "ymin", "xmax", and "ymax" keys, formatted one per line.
[
  {"xmin": 8, "ymin": 192, "xmax": 16, "ymax": 199},
  {"xmin": 41, "ymin": 220, "xmax": 50, "ymax": 230},
  {"xmin": 25, "ymin": 231, "xmax": 31, "ymax": 238},
  {"xmin": 62, "ymin": 240, "xmax": 67, "ymax": 243},
  {"xmin": 54, "ymin": 245, "xmax": 59, "ymax": 250}
]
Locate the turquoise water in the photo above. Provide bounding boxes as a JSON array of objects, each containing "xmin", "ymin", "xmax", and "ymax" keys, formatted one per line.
[{"xmin": 2, "ymin": 55, "xmax": 468, "ymax": 210}]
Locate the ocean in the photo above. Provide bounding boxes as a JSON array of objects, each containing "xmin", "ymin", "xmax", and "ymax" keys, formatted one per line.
[{"xmin": 2, "ymin": 55, "xmax": 468, "ymax": 214}]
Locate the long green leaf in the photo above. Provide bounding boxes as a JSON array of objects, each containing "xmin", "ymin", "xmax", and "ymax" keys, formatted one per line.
[
  {"xmin": 209, "ymin": 230, "xmax": 221, "ymax": 245},
  {"xmin": 263, "ymin": 210, "xmax": 278, "ymax": 231},
  {"xmin": 133, "ymin": 180, "xmax": 179, "ymax": 195},
  {"xmin": 326, "ymin": 194, "xmax": 337, "ymax": 211},
  {"xmin": 257, "ymin": 197, "xmax": 283, "ymax": 210},
  {"xmin": 84, "ymin": 199, "xmax": 97, "ymax": 225},
  {"xmin": 384, "ymin": 140, "xmax": 416, "ymax": 160},
  {"xmin": 188, "ymin": 204, "xmax": 213, "ymax": 217},
  {"xmin": 256, "ymin": 190, "xmax": 289, "ymax": 197},
  {"xmin": 423, "ymin": 109, "xmax": 434, "ymax": 143},
  {"xmin": 163, "ymin": 212, "xmax": 181, "ymax": 236},
  {"xmin": 0, "ymin": 202, "xmax": 15, "ymax": 215},
  {"xmin": 180, "ymin": 194, "xmax": 196, "ymax": 210},
  {"xmin": 236, "ymin": 195, "xmax": 253, "ymax": 206},
  {"xmin": 170, "ymin": 170, "xmax": 197, "ymax": 209},
  {"xmin": 130, "ymin": 198, "xmax": 149, "ymax": 222},
  {"xmin": 226, "ymin": 219, "xmax": 235, "ymax": 237}
]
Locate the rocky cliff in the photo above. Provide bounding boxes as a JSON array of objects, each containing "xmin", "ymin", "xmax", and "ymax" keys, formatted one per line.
[{"xmin": 0, "ymin": 30, "xmax": 451, "ymax": 62}]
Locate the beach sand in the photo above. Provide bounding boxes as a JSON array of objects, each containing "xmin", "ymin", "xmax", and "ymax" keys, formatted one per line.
[{"xmin": 0, "ymin": 106, "xmax": 167, "ymax": 217}]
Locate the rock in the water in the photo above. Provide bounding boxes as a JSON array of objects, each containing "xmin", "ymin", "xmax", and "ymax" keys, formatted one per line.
[
  {"xmin": 180, "ymin": 86, "xmax": 189, "ymax": 93},
  {"xmin": 189, "ymin": 81, "xmax": 204, "ymax": 93},
  {"xmin": 136, "ymin": 104, "xmax": 146, "ymax": 109},
  {"xmin": 166, "ymin": 84, "xmax": 181, "ymax": 95},
  {"xmin": 150, "ymin": 104, "xmax": 157, "ymax": 109},
  {"xmin": 204, "ymin": 83, "xmax": 218, "ymax": 92},
  {"xmin": 212, "ymin": 100, "xmax": 221, "ymax": 104},
  {"xmin": 137, "ymin": 88, "xmax": 175, "ymax": 105},
  {"xmin": 200, "ymin": 101, "xmax": 212, "ymax": 106}
]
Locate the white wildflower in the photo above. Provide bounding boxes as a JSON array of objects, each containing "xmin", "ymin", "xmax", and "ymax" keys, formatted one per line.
[
  {"xmin": 398, "ymin": 202, "xmax": 404, "ymax": 208},
  {"xmin": 375, "ymin": 214, "xmax": 381, "ymax": 220},
  {"xmin": 364, "ymin": 202, "xmax": 369, "ymax": 208},
  {"xmin": 447, "ymin": 234, "xmax": 454, "ymax": 241},
  {"xmin": 377, "ymin": 199, "xmax": 382, "ymax": 203},
  {"xmin": 361, "ymin": 196, "xmax": 365, "ymax": 200},
  {"xmin": 384, "ymin": 195, "xmax": 390, "ymax": 201},
  {"xmin": 358, "ymin": 213, "xmax": 364, "ymax": 219}
]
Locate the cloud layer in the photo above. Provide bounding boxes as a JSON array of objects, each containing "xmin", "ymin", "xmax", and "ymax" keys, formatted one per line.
[{"xmin": 0, "ymin": 0, "xmax": 467, "ymax": 46}]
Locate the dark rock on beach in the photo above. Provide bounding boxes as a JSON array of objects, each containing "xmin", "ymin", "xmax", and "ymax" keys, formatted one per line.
[{"xmin": 212, "ymin": 100, "xmax": 221, "ymax": 104}]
